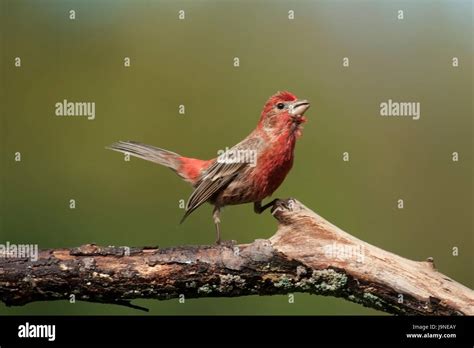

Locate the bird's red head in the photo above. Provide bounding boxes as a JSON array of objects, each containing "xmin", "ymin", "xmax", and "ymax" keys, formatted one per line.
[{"xmin": 258, "ymin": 91, "xmax": 310, "ymax": 137}]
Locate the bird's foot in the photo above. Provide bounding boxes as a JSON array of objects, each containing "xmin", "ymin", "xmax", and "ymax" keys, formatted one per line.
[{"xmin": 271, "ymin": 198, "xmax": 297, "ymax": 215}]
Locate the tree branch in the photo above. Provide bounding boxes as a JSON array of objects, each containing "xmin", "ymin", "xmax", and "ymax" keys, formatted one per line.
[{"xmin": 1, "ymin": 199, "xmax": 472, "ymax": 315}]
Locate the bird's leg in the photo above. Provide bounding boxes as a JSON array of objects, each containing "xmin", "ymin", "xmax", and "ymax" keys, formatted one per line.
[
  {"xmin": 212, "ymin": 206, "xmax": 221, "ymax": 245},
  {"xmin": 253, "ymin": 199, "xmax": 279, "ymax": 214}
]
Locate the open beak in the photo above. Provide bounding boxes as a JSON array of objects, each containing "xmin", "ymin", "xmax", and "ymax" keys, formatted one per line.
[{"xmin": 289, "ymin": 100, "xmax": 310, "ymax": 121}]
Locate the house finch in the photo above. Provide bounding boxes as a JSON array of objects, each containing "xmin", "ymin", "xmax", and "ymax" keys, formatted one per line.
[{"xmin": 107, "ymin": 91, "xmax": 310, "ymax": 244}]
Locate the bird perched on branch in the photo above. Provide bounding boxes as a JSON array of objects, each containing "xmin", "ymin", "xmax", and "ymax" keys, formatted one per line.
[{"xmin": 107, "ymin": 91, "xmax": 310, "ymax": 244}]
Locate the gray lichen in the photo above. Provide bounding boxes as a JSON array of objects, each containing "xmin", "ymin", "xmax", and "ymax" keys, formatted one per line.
[
  {"xmin": 362, "ymin": 292, "xmax": 387, "ymax": 309},
  {"xmin": 218, "ymin": 274, "xmax": 246, "ymax": 292},
  {"xmin": 344, "ymin": 290, "xmax": 404, "ymax": 314},
  {"xmin": 274, "ymin": 275, "xmax": 292, "ymax": 289},
  {"xmin": 197, "ymin": 284, "xmax": 212, "ymax": 295},
  {"xmin": 295, "ymin": 269, "xmax": 348, "ymax": 294}
]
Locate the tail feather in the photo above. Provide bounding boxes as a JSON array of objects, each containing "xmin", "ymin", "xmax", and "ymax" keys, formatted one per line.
[{"xmin": 106, "ymin": 141, "xmax": 181, "ymax": 171}]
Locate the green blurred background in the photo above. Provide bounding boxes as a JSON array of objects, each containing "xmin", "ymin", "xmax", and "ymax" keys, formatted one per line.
[{"xmin": 0, "ymin": 0, "xmax": 472, "ymax": 315}]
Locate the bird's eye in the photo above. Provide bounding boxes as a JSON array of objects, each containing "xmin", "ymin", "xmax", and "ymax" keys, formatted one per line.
[{"xmin": 276, "ymin": 103, "xmax": 285, "ymax": 110}]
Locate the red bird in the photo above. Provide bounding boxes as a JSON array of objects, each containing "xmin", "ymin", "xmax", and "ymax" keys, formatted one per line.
[{"xmin": 107, "ymin": 91, "xmax": 310, "ymax": 243}]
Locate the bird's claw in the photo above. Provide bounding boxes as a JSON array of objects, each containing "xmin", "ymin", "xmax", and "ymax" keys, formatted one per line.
[{"xmin": 271, "ymin": 198, "xmax": 296, "ymax": 215}]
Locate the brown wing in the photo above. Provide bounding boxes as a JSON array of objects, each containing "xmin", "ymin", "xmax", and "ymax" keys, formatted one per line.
[
  {"xmin": 180, "ymin": 135, "xmax": 265, "ymax": 222},
  {"xmin": 180, "ymin": 160, "xmax": 246, "ymax": 222}
]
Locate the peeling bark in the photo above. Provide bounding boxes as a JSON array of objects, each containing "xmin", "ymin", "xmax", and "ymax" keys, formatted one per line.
[{"xmin": 0, "ymin": 199, "xmax": 472, "ymax": 315}]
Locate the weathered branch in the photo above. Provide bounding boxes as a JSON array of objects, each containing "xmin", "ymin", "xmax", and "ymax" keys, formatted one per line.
[{"xmin": 1, "ymin": 199, "xmax": 472, "ymax": 315}]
